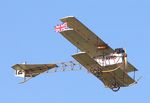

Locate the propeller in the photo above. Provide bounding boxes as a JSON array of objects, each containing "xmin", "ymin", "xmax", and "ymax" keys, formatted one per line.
[{"xmin": 123, "ymin": 48, "xmax": 128, "ymax": 72}]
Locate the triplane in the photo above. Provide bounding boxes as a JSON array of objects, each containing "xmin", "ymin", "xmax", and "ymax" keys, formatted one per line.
[{"xmin": 12, "ymin": 16, "xmax": 138, "ymax": 92}]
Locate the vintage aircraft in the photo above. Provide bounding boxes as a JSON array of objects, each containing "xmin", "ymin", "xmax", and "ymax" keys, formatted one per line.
[
  {"xmin": 12, "ymin": 16, "xmax": 138, "ymax": 92},
  {"xmin": 55, "ymin": 16, "xmax": 138, "ymax": 92}
]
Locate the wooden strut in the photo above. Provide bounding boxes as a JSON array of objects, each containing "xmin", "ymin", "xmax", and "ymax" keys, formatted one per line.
[
  {"xmin": 19, "ymin": 72, "xmax": 44, "ymax": 84},
  {"xmin": 47, "ymin": 61, "xmax": 83, "ymax": 73}
]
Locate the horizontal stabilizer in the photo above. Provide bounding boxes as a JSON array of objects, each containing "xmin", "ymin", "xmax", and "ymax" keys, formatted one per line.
[{"xmin": 12, "ymin": 64, "xmax": 57, "ymax": 77}]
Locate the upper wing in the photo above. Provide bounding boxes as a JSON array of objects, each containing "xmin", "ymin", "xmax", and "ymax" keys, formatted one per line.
[
  {"xmin": 60, "ymin": 16, "xmax": 113, "ymax": 57},
  {"xmin": 59, "ymin": 16, "xmax": 137, "ymax": 72}
]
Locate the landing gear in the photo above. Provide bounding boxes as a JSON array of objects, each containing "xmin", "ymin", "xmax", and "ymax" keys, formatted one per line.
[
  {"xmin": 111, "ymin": 82, "xmax": 120, "ymax": 92},
  {"xmin": 111, "ymin": 86, "xmax": 120, "ymax": 92}
]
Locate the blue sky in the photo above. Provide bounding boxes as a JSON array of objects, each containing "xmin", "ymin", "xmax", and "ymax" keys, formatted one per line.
[{"xmin": 0, "ymin": 0, "xmax": 150, "ymax": 103}]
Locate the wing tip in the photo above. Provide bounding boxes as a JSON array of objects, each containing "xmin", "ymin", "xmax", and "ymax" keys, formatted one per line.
[
  {"xmin": 72, "ymin": 52, "xmax": 86, "ymax": 56},
  {"xmin": 60, "ymin": 16, "xmax": 75, "ymax": 21},
  {"xmin": 11, "ymin": 64, "xmax": 19, "ymax": 70}
]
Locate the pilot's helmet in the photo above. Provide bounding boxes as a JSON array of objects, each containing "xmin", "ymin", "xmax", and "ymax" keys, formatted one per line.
[{"xmin": 114, "ymin": 48, "xmax": 125, "ymax": 53}]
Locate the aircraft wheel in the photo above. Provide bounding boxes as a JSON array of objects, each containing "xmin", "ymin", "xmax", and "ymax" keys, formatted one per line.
[
  {"xmin": 111, "ymin": 82, "xmax": 120, "ymax": 92},
  {"xmin": 111, "ymin": 86, "xmax": 120, "ymax": 92}
]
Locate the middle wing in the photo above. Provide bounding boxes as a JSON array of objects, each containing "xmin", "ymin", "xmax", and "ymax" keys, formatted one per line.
[{"xmin": 72, "ymin": 52, "xmax": 135, "ymax": 87}]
